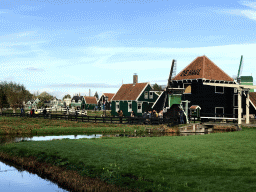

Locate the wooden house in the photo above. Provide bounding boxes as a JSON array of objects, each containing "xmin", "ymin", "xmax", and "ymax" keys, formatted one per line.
[
  {"xmin": 82, "ymin": 96, "xmax": 97, "ymax": 110},
  {"xmin": 71, "ymin": 95, "xmax": 83, "ymax": 110},
  {"xmin": 111, "ymin": 74, "xmax": 159, "ymax": 117},
  {"xmin": 153, "ymin": 56, "xmax": 256, "ymax": 119},
  {"xmin": 98, "ymin": 93, "xmax": 115, "ymax": 110}
]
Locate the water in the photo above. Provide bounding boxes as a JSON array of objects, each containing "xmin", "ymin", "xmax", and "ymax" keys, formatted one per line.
[{"xmin": 0, "ymin": 160, "xmax": 68, "ymax": 192}]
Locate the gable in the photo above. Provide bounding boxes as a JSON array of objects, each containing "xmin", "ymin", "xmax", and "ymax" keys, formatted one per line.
[
  {"xmin": 84, "ymin": 96, "xmax": 97, "ymax": 104},
  {"xmin": 173, "ymin": 56, "xmax": 234, "ymax": 82}
]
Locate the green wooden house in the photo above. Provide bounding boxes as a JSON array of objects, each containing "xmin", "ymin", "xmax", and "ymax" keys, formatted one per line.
[
  {"xmin": 71, "ymin": 95, "xmax": 83, "ymax": 109},
  {"xmin": 111, "ymin": 81, "xmax": 159, "ymax": 117},
  {"xmin": 81, "ymin": 96, "xmax": 98, "ymax": 110}
]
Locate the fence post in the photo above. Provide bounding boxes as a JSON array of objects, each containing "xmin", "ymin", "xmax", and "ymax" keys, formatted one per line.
[
  {"xmin": 95, "ymin": 116, "xmax": 96, "ymax": 123},
  {"xmin": 82, "ymin": 116, "xmax": 83, "ymax": 122},
  {"xmin": 111, "ymin": 117, "xmax": 112, "ymax": 124}
]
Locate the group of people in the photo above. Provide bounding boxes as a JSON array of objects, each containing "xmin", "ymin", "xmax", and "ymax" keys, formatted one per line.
[{"xmin": 142, "ymin": 110, "xmax": 164, "ymax": 119}]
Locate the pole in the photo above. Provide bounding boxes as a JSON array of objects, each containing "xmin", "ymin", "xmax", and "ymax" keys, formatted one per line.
[
  {"xmin": 246, "ymin": 90, "xmax": 250, "ymax": 124},
  {"xmin": 238, "ymin": 88, "xmax": 242, "ymax": 125}
]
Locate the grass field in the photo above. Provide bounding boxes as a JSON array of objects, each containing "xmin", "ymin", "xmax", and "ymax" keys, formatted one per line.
[
  {"xmin": 1, "ymin": 127, "xmax": 256, "ymax": 191},
  {"xmin": 0, "ymin": 116, "xmax": 174, "ymax": 135}
]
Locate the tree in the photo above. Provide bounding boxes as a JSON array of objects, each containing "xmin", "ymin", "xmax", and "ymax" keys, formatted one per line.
[
  {"xmin": 4, "ymin": 82, "xmax": 31, "ymax": 113},
  {"xmin": 94, "ymin": 91, "xmax": 99, "ymax": 100},
  {"xmin": 153, "ymin": 83, "xmax": 163, "ymax": 95},
  {"xmin": 0, "ymin": 82, "xmax": 9, "ymax": 113},
  {"xmin": 36, "ymin": 91, "xmax": 54, "ymax": 108},
  {"xmin": 62, "ymin": 94, "xmax": 71, "ymax": 100}
]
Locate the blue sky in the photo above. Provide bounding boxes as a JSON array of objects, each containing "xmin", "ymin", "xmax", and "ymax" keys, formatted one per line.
[{"xmin": 1, "ymin": 0, "xmax": 256, "ymax": 99}]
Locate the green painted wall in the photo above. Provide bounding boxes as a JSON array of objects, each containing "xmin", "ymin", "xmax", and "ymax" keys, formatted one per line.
[
  {"xmin": 138, "ymin": 85, "xmax": 159, "ymax": 102},
  {"xmin": 168, "ymin": 95, "xmax": 182, "ymax": 108}
]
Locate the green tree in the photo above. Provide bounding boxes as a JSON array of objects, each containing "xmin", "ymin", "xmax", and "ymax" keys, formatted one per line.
[
  {"xmin": 94, "ymin": 91, "xmax": 99, "ymax": 100},
  {"xmin": 0, "ymin": 82, "xmax": 9, "ymax": 113},
  {"xmin": 153, "ymin": 83, "xmax": 163, "ymax": 95},
  {"xmin": 37, "ymin": 91, "xmax": 54, "ymax": 108},
  {"xmin": 62, "ymin": 94, "xmax": 71, "ymax": 100}
]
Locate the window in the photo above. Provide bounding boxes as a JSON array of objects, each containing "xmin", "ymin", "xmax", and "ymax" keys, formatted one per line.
[
  {"xmin": 233, "ymin": 94, "xmax": 238, "ymax": 107},
  {"xmin": 144, "ymin": 91, "xmax": 148, "ymax": 99},
  {"xmin": 149, "ymin": 92, "xmax": 153, "ymax": 99},
  {"xmin": 234, "ymin": 88, "xmax": 237, "ymax": 93},
  {"xmin": 215, "ymin": 86, "xmax": 224, "ymax": 94},
  {"xmin": 128, "ymin": 101, "xmax": 132, "ymax": 112},
  {"xmin": 184, "ymin": 84, "xmax": 191, "ymax": 94},
  {"xmin": 137, "ymin": 102, "xmax": 142, "ymax": 113},
  {"xmin": 116, "ymin": 101, "xmax": 120, "ymax": 112}
]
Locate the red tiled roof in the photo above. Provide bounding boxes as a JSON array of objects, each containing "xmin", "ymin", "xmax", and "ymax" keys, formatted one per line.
[
  {"xmin": 173, "ymin": 56, "xmax": 234, "ymax": 81},
  {"xmin": 250, "ymin": 92, "xmax": 256, "ymax": 109},
  {"xmin": 84, "ymin": 96, "xmax": 97, "ymax": 104},
  {"xmin": 112, "ymin": 83, "xmax": 148, "ymax": 101},
  {"xmin": 103, "ymin": 93, "xmax": 115, "ymax": 101}
]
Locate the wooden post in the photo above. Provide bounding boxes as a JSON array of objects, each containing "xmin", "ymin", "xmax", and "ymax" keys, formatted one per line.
[
  {"xmin": 246, "ymin": 90, "xmax": 250, "ymax": 124},
  {"xmin": 238, "ymin": 88, "xmax": 242, "ymax": 125}
]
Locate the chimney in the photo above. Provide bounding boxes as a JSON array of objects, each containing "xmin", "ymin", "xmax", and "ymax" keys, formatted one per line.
[
  {"xmin": 89, "ymin": 89, "xmax": 91, "ymax": 97},
  {"xmin": 133, "ymin": 73, "xmax": 138, "ymax": 85},
  {"xmin": 79, "ymin": 92, "xmax": 80, "ymax": 96}
]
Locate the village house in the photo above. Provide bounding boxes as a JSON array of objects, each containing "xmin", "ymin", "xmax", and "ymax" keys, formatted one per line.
[
  {"xmin": 25, "ymin": 98, "xmax": 40, "ymax": 109},
  {"xmin": 153, "ymin": 55, "xmax": 256, "ymax": 120},
  {"xmin": 98, "ymin": 93, "xmax": 115, "ymax": 110},
  {"xmin": 111, "ymin": 74, "xmax": 159, "ymax": 117},
  {"xmin": 71, "ymin": 95, "xmax": 83, "ymax": 110},
  {"xmin": 81, "ymin": 96, "xmax": 97, "ymax": 110}
]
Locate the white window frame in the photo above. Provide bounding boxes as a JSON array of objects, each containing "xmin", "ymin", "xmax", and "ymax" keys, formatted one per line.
[
  {"xmin": 149, "ymin": 92, "xmax": 153, "ymax": 99},
  {"xmin": 234, "ymin": 88, "xmax": 237, "ymax": 93},
  {"xmin": 183, "ymin": 83, "xmax": 192, "ymax": 94},
  {"xmin": 128, "ymin": 101, "xmax": 132, "ymax": 112},
  {"xmin": 116, "ymin": 101, "xmax": 120, "ymax": 112},
  {"xmin": 233, "ymin": 94, "xmax": 238, "ymax": 107},
  {"xmin": 144, "ymin": 91, "xmax": 148, "ymax": 99},
  {"xmin": 215, "ymin": 107, "xmax": 224, "ymax": 117},
  {"xmin": 215, "ymin": 86, "xmax": 224, "ymax": 94},
  {"xmin": 137, "ymin": 102, "xmax": 142, "ymax": 113}
]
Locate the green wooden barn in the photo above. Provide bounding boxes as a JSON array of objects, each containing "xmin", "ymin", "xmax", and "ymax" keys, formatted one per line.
[{"xmin": 111, "ymin": 78, "xmax": 159, "ymax": 117}]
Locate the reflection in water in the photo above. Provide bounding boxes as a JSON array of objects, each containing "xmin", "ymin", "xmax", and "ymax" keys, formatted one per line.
[{"xmin": 0, "ymin": 160, "xmax": 68, "ymax": 192}]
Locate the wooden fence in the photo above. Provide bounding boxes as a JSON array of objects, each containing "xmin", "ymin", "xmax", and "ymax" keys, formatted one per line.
[{"xmin": 0, "ymin": 112, "xmax": 178, "ymax": 126}]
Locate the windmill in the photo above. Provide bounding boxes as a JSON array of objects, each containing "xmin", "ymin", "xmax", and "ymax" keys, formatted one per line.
[
  {"xmin": 236, "ymin": 55, "xmax": 243, "ymax": 83},
  {"xmin": 162, "ymin": 59, "xmax": 176, "ymax": 110}
]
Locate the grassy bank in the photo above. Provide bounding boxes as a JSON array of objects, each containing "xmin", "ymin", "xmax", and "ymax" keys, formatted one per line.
[
  {"xmin": 0, "ymin": 116, "xmax": 176, "ymax": 135},
  {"xmin": 1, "ymin": 127, "xmax": 256, "ymax": 191}
]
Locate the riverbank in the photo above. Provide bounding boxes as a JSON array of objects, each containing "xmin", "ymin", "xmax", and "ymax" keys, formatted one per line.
[
  {"xmin": 0, "ymin": 116, "xmax": 178, "ymax": 135},
  {"xmin": 1, "ymin": 127, "xmax": 256, "ymax": 191}
]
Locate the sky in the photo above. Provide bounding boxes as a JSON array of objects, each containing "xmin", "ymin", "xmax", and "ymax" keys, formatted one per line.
[{"xmin": 1, "ymin": 0, "xmax": 256, "ymax": 99}]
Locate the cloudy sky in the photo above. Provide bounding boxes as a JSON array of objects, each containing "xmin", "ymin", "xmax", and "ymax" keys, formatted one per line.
[{"xmin": 1, "ymin": 0, "xmax": 256, "ymax": 99}]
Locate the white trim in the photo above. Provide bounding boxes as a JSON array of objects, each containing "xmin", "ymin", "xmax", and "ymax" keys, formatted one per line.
[
  {"xmin": 116, "ymin": 101, "xmax": 120, "ymax": 112},
  {"xmin": 152, "ymin": 91, "xmax": 164, "ymax": 108},
  {"xmin": 137, "ymin": 101, "xmax": 142, "ymax": 113},
  {"xmin": 144, "ymin": 91, "xmax": 148, "ymax": 99},
  {"xmin": 215, "ymin": 107, "xmax": 224, "ymax": 117},
  {"xmin": 149, "ymin": 91, "xmax": 153, "ymax": 99},
  {"xmin": 135, "ymin": 83, "xmax": 149, "ymax": 101},
  {"xmin": 215, "ymin": 86, "xmax": 224, "ymax": 94},
  {"xmin": 128, "ymin": 101, "xmax": 132, "ymax": 112}
]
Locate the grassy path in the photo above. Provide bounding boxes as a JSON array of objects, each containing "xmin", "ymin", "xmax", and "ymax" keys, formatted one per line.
[{"xmin": 1, "ymin": 127, "xmax": 256, "ymax": 191}]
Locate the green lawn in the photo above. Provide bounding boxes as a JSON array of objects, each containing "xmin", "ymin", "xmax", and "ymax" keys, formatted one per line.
[
  {"xmin": 1, "ymin": 127, "xmax": 256, "ymax": 191},
  {"xmin": 0, "ymin": 116, "xmax": 168, "ymax": 135}
]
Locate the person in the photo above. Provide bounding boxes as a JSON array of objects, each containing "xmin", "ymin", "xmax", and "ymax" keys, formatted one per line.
[
  {"xmin": 20, "ymin": 107, "xmax": 24, "ymax": 117},
  {"xmin": 32, "ymin": 108, "xmax": 35, "ymax": 118},
  {"xmin": 142, "ymin": 111, "xmax": 147, "ymax": 118},
  {"xmin": 159, "ymin": 110, "xmax": 163, "ymax": 118},
  {"xmin": 148, "ymin": 111, "xmax": 152, "ymax": 118},
  {"xmin": 119, "ymin": 110, "xmax": 123, "ymax": 117},
  {"xmin": 131, "ymin": 111, "xmax": 135, "ymax": 117},
  {"xmin": 179, "ymin": 109, "xmax": 184, "ymax": 124}
]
